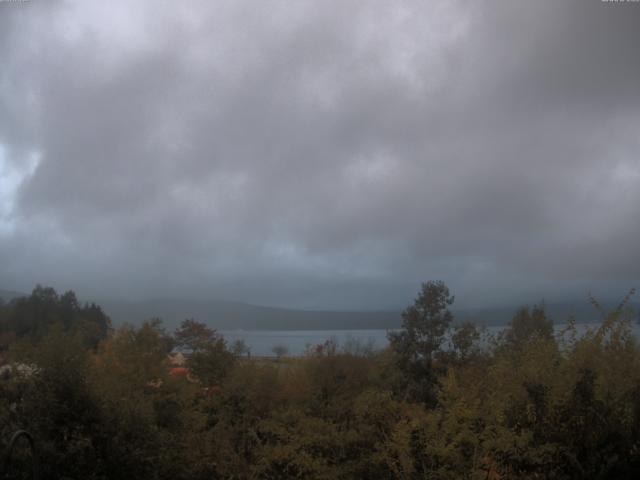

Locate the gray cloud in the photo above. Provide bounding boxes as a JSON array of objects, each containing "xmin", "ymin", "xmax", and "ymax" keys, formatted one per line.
[{"xmin": 0, "ymin": 0, "xmax": 638, "ymax": 309}]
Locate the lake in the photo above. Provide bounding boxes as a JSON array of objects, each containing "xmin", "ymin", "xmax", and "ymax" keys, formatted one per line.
[{"xmin": 221, "ymin": 322, "xmax": 640, "ymax": 357}]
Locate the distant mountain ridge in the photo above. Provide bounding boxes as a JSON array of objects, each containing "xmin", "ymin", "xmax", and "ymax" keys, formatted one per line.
[
  {"xmin": 100, "ymin": 297, "xmax": 640, "ymax": 331},
  {"xmin": 101, "ymin": 298, "xmax": 402, "ymax": 330},
  {"xmin": 3, "ymin": 287, "xmax": 637, "ymax": 330},
  {"xmin": 0, "ymin": 289, "xmax": 26, "ymax": 302}
]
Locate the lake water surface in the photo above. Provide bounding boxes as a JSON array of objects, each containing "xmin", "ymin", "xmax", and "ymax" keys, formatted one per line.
[{"xmin": 222, "ymin": 322, "xmax": 640, "ymax": 357}]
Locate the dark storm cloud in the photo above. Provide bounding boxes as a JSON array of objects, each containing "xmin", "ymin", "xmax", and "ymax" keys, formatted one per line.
[{"xmin": 0, "ymin": 0, "xmax": 638, "ymax": 308}]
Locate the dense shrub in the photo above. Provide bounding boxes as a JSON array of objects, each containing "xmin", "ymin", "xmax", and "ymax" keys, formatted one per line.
[{"xmin": 1, "ymin": 284, "xmax": 639, "ymax": 479}]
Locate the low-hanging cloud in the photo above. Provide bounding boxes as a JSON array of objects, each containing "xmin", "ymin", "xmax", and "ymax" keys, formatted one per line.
[{"xmin": 0, "ymin": 0, "xmax": 638, "ymax": 309}]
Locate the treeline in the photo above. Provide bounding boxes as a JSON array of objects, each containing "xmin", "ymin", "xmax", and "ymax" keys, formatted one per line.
[
  {"xmin": 0, "ymin": 283, "xmax": 639, "ymax": 479},
  {"xmin": 0, "ymin": 285, "xmax": 111, "ymax": 355}
]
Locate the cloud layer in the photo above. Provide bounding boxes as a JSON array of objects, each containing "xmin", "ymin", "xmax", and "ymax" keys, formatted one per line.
[{"xmin": 1, "ymin": 0, "xmax": 639, "ymax": 309}]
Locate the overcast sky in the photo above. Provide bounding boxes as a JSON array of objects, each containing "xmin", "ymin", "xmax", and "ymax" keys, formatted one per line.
[{"xmin": 0, "ymin": 0, "xmax": 639, "ymax": 310}]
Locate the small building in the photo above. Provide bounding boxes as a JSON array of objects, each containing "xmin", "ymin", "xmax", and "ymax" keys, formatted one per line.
[{"xmin": 168, "ymin": 352, "xmax": 187, "ymax": 366}]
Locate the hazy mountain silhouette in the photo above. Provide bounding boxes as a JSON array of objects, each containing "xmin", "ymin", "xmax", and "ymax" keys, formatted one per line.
[
  {"xmin": 100, "ymin": 297, "xmax": 639, "ymax": 331},
  {"xmin": 2, "ymin": 287, "xmax": 636, "ymax": 330},
  {"xmin": 0, "ymin": 289, "xmax": 26, "ymax": 302},
  {"xmin": 101, "ymin": 298, "xmax": 402, "ymax": 330}
]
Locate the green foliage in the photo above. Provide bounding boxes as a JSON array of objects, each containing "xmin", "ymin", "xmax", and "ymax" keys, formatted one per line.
[
  {"xmin": 503, "ymin": 304, "xmax": 554, "ymax": 348},
  {"xmin": 172, "ymin": 318, "xmax": 236, "ymax": 387},
  {"xmin": 272, "ymin": 344, "xmax": 289, "ymax": 359},
  {"xmin": 174, "ymin": 318, "xmax": 218, "ymax": 353},
  {"xmin": 0, "ymin": 285, "xmax": 111, "ymax": 348},
  {"xmin": 389, "ymin": 280, "xmax": 455, "ymax": 361},
  {"xmin": 188, "ymin": 338, "xmax": 236, "ymax": 387},
  {"xmin": 451, "ymin": 321, "xmax": 482, "ymax": 362},
  {"xmin": 232, "ymin": 338, "xmax": 251, "ymax": 357},
  {"xmin": 1, "ymin": 283, "xmax": 640, "ymax": 479},
  {"xmin": 388, "ymin": 280, "xmax": 455, "ymax": 405},
  {"xmin": 6, "ymin": 327, "xmax": 102, "ymax": 479}
]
